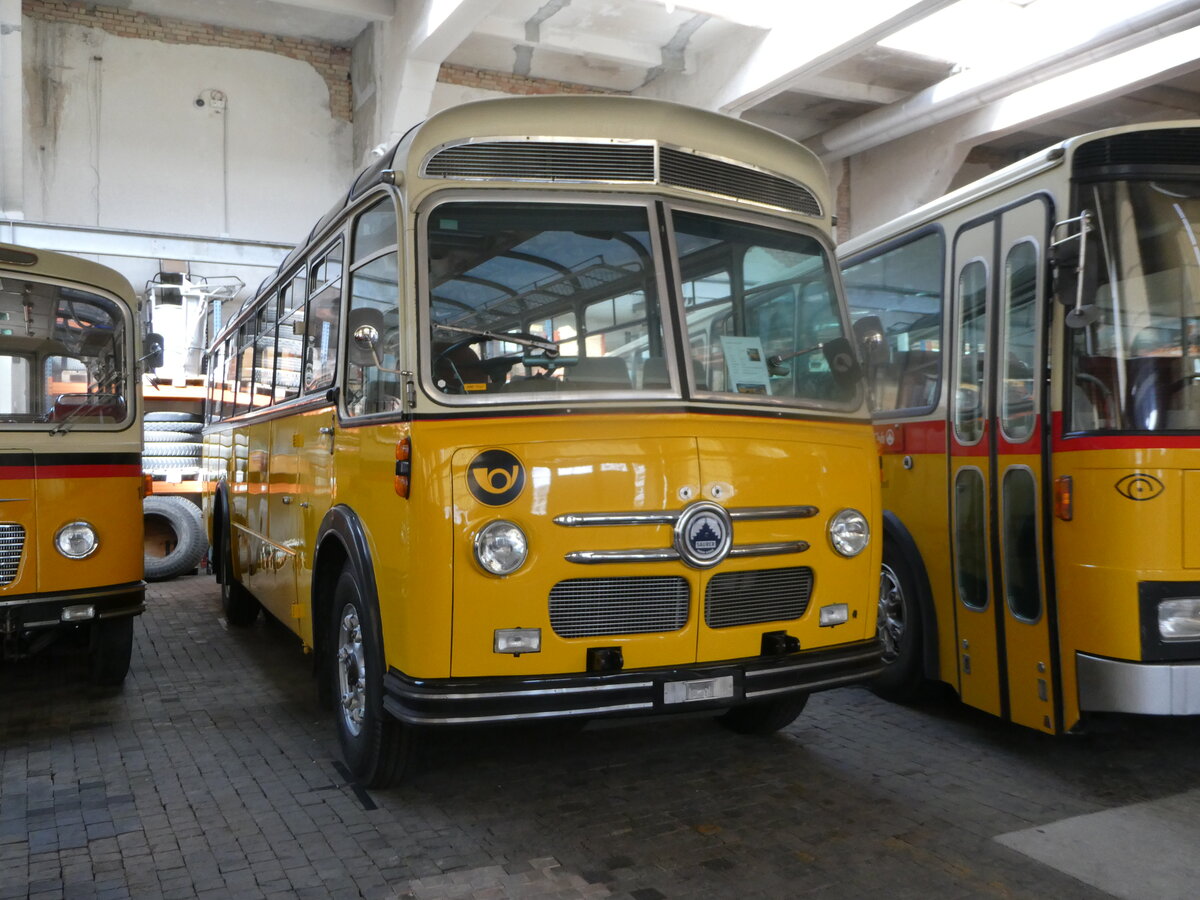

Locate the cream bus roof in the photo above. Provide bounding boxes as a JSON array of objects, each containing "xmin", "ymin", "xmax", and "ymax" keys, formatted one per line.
[
  {"xmin": 838, "ymin": 118, "xmax": 1200, "ymax": 259},
  {"xmin": 393, "ymin": 95, "xmax": 832, "ymax": 223},
  {"xmin": 0, "ymin": 242, "xmax": 136, "ymax": 306}
]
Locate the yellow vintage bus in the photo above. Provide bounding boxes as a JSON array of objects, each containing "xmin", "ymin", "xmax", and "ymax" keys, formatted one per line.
[
  {"xmin": 203, "ymin": 95, "xmax": 882, "ymax": 786},
  {"xmin": 0, "ymin": 242, "xmax": 152, "ymax": 684},
  {"xmin": 840, "ymin": 120, "xmax": 1200, "ymax": 734}
]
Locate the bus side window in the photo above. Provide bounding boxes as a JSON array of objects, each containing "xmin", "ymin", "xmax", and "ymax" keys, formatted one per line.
[
  {"xmin": 304, "ymin": 240, "xmax": 343, "ymax": 393},
  {"xmin": 842, "ymin": 231, "xmax": 945, "ymax": 414},
  {"xmin": 346, "ymin": 198, "xmax": 401, "ymax": 416}
]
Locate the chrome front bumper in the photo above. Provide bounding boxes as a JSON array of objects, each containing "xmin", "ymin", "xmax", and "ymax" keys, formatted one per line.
[{"xmin": 1077, "ymin": 652, "xmax": 1200, "ymax": 715}]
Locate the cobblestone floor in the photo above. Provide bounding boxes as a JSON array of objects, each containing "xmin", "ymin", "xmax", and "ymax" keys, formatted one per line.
[{"xmin": 4, "ymin": 573, "xmax": 1200, "ymax": 898}]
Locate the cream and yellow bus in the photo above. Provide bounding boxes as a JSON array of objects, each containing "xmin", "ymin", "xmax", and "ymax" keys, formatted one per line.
[
  {"xmin": 203, "ymin": 95, "xmax": 883, "ymax": 786},
  {"xmin": 0, "ymin": 242, "xmax": 153, "ymax": 684},
  {"xmin": 840, "ymin": 120, "xmax": 1200, "ymax": 734}
]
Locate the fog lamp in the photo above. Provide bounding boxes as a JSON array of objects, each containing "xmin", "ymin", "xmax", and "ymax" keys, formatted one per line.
[
  {"xmin": 820, "ymin": 603, "xmax": 849, "ymax": 627},
  {"xmin": 474, "ymin": 520, "xmax": 528, "ymax": 576},
  {"xmin": 61, "ymin": 604, "xmax": 96, "ymax": 622},
  {"xmin": 494, "ymin": 627, "xmax": 540, "ymax": 655},
  {"xmin": 1158, "ymin": 598, "xmax": 1200, "ymax": 641},
  {"xmin": 828, "ymin": 509, "xmax": 870, "ymax": 557},
  {"xmin": 55, "ymin": 521, "xmax": 99, "ymax": 559}
]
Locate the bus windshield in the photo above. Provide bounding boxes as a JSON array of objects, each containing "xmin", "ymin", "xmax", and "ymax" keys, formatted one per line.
[
  {"xmin": 424, "ymin": 200, "xmax": 855, "ymax": 409},
  {"xmin": 0, "ymin": 278, "xmax": 129, "ymax": 429},
  {"xmin": 1070, "ymin": 179, "xmax": 1200, "ymax": 432}
]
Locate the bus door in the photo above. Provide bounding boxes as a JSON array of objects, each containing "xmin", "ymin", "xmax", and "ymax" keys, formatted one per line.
[{"xmin": 950, "ymin": 199, "xmax": 1056, "ymax": 732}]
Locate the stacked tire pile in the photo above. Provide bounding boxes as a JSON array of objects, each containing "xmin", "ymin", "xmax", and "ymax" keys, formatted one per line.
[{"xmin": 143, "ymin": 411, "xmax": 208, "ymax": 580}]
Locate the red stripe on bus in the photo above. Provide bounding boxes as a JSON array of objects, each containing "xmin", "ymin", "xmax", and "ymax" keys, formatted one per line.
[
  {"xmin": 0, "ymin": 464, "xmax": 142, "ymax": 480},
  {"xmin": 1050, "ymin": 412, "xmax": 1200, "ymax": 451}
]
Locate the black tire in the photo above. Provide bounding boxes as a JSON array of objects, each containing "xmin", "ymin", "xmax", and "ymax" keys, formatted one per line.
[
  {"xmin": 872, "ymin": 541, "xmax": 925, "ymax": 701},
  {"xmin": 89, "ymin": 615, "xmax": 134, "ymax": 686},
  {"xmin": 145, "ymin": 411, "xmax": 203, "ymax": 423},
  {"xmin": 144, "ymin": 430, "xmax": 201, "ymax": 443},
  {"xmin": 146, "ymin": 420, "xmax": 203, "ymax": 433},
  {"xmin": 142, "ymin": 441, "xmax": 202, "ymax": 457},
  {"xmin": 218, "ymin": 515, "xmax": 259, "ymax": 626},
  {"xmin": 143, "ymin": 496, "xmax": 206, "ymax": 580},
  {"xmin": 718, "ymin": 693, "xmax": 809, "ymax": 735},
  {"xmin": 142, "ymin": 457, "xmax": 202, "ymax": 471},
  {"xmin": 329, "ymin": 565, "xmax": 410, "ymax": 787}
]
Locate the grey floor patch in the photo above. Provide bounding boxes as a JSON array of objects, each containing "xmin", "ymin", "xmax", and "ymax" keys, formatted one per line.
[{"xmin": 996, "ymin": 789, "xmax": 1200, "ymax": 900}]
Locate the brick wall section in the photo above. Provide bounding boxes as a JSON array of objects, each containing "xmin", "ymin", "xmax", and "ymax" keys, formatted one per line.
[
  {"xmin": 22, "ymin": 0, "xmax": 353, "ymax": 121},
  {"xmin": 438, "ymin": 63, "xmax": 625, "ymax": 96}
]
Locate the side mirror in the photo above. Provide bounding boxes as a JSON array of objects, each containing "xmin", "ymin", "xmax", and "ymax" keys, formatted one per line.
[
  {"xmin": 822, "ymin": 336, "xmax": 863, "ymax": 397},
  {"xmin": 143, "ymin": 332, "xmax": 165, "ymax": 370},
  {"xmin": 1050, "ymin": 210, "xmax": 1100, "ymax": 328},
  {"xmin": 347, "ymin": 308, "xmax": 385, "ymax": 367}
]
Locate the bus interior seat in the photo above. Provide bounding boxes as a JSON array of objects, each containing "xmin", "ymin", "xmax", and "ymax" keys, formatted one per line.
[
  {"xmin": 499, "ymin": 374, "xmax": 561, "ymax": 392},
  {"xmin": 894, "ymin": 350, "xmax": 940, "ymax": 409},
  {"xmin": 433, "ymin": 343, "xmax": 489, "ymax": 393},
  {"xmin": 567, "ymin": 356, "xmax": 630, "ymax": 390},
  {"xmin": 641, "ymin": 356, "xmax": 669, "ymax": 387}
]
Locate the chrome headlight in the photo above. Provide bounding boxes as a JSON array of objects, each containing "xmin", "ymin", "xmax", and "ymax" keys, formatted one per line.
[
  {"xmin": 828, "ymin": 508, "xmax": 870, "ymax": 558},
  {"xmin": 474, "ymin": 520, "xmax": 528, "ymax": 576},
  {"xmin": 1159, "ymin": 598, "xmax": 1200, "ymax": 641},
  {"xmin": 55, "ymin": 521, "xmax": 99, "ymax": 559}
]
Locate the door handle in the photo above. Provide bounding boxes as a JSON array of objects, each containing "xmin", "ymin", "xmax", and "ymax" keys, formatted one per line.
[
  {"xmin": 319, "ymin": 426, "xmax": 334, "ymax": 436},
  {"xmin": 282, "ymin": 496, "xmax": 292, "ymax": 505}
]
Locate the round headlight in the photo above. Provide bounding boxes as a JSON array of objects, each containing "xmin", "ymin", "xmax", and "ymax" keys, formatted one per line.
[
  {"xmin": 474, "ymin": 520, "xmax": 528, "ymax": 576},
  {"xmin": 828, "ymin": 508, "xmax": 870, "ymax": 557},
  {"xmin": 55, "ymin": 521, "xmax": 99, "ymax": 559}
]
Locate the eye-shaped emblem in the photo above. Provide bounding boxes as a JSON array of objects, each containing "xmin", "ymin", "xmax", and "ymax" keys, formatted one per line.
[{"xmin": 1114, "ymin": 473, "xmax": 1164, "ymax": 501}]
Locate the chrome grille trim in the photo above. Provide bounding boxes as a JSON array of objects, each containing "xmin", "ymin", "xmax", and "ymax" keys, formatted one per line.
[
  {"xmin": 0, "ymin": 523, "xmax": 25, "ymax": 586},
  {"xmin": 555, "ymin": 505, "xmax": 818, "ymax": 527},
  {"xmin": 549, "ymin": 575, "xmax": 690, "ymax": 637},
  {"xmin": 728, "ymin": 541, "xmax": 810, "ymax": 558},
  {"xmin": 565, "ymin": 548, "xmax": 680, "ymax": 565},
  {"xmin": 705, "ymin": 567, "xmax": 813, "ymax": 629},
  {"xmin": 659, "ymin": 147, "xmax": 823, "ymax": 217},
  {"xmin": 421, "ymin": 139, "xmax": 822, "ymax": 218}
]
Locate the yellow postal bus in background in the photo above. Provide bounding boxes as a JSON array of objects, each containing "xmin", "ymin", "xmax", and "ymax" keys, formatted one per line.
[
  {"xmin": 203, "ymin": 95, "xmax": 883, "ymax": 786},
  {"xmin": 0, "ymin": 242, "xmax": 151, "ymax": 684},
  {"xmin": 840, "ymin": 120, "xmax": 1200, "ymax": 734}
]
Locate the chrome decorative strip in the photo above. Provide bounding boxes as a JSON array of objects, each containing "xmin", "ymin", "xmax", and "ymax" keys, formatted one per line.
[
  {"xmin": 727, "ymin": 541, "xmax": 810, "ymax": 558},
  {"xmin": 390, "ymin": 702, "xmax": 656, "ymax": 726},
  {"xmin": 743, "ymin": 645, "xmax": 883, "ymax": 679},
  {"xmin": 390, "ymin": 680, "xmax": 655, "ymax": 701},
  {"xmin": 564, "ymin": 548, "xmax": 681, "ymax": 564},
  {"xmin": 554, "ymin": 511, "xmax": 679, "ymax": 527},
  {"xmin": 728, "ymin": 506, "xmax": 818, "ymax": 521}
]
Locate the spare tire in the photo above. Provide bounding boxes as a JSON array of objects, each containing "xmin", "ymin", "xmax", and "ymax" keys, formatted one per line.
[{"xmin": 144, "ymin": 496, "xmax": 207, "ymax": 580}]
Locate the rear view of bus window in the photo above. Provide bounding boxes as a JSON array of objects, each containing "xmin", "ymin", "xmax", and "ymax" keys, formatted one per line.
[{"xmin": 425, "ymin": 203, "xmax": 664, "ymax": 397}]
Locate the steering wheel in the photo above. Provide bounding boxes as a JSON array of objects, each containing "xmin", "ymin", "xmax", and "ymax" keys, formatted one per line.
[{"xmin": 433, "ymin": 332, "xmax": 553, "ymax": 393}]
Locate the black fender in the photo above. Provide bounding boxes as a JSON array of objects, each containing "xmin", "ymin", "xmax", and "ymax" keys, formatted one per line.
[
  {"xmin": 312, "ymin": 505, "xmax": 382, "ymax": 681},
  {"xmin": 882, "ymin": 510, "xmax": 939, "ymax": 680}
]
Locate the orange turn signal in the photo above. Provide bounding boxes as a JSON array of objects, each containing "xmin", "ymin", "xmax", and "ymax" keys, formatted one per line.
[
  {"xmin": 1053, "ymin": 475, "xmax": 1073, "ymax": 521},
  {"xmin": 395, "ymin": 437, "xmax": 411, "ymax": 498}
]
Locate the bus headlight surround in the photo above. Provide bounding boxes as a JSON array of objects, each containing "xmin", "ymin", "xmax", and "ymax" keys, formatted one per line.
[
  {"xmin": 1158, "ymin": 598, "xmax": 1200, "ymax": 641},
  {"xmin": 828, "ymin": 508, "xmax": 869, "ymax": 558},
  {"xmin": 474, "ymin": 520, "xmax": 528, "ymax": 576},
  {"xmin": 55, "ymin": 520, "xmax": 99, "ymax": 559}
]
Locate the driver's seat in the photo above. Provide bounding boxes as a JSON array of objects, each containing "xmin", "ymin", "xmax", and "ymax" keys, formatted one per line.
[{"xmin": 434, "ymin": 344, "xmax": 489, "ymax": 392}]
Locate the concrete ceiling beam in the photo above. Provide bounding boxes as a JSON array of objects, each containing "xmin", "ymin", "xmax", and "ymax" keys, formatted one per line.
[
  {"xmin": 0, "ymin": 0, "xmax": 23, "ymax": 219},
  {"xmin": 473, "ymin": 16, "xmax": 664, "ymax": 69},
  {"xmin": 260, "ymin": 0, "xmax": 395, "ymax": 22},
  {"xmin": 810, "ymin": 0, "xmax": 1200, "ymax": 160}
]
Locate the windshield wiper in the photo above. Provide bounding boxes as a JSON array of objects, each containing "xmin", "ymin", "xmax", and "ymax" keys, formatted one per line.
[
  {"xmin": 435, "ymin": 324, "xmax": 560, "ymax": 358},
  {"xmin": 49, "ymin": 368, "xmax": 124, "ymax": 435}
]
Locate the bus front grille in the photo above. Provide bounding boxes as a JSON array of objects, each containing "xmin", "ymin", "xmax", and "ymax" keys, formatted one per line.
[
  {"xmin": 0, "ymin": 524, "xmax": 25, "ymax": 586},
  {"xmin": 549, "ymin": 575, "xmax": 689, "ymax": 638},
  {"xmin": 421, "ymin": 140, "xmax": 823, "ymax": 218},
  {"xmin": 705, "ymin": 566, "xmax": 813, "ymax": 629},
  {"xmin": 659, "ymin": 148, "xmax": 823, "ymax": 217}
]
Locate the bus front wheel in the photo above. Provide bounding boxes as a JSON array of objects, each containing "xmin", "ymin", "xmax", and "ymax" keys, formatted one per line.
[
  {"xmin": 718, "ymin": 693, "xmax": 809, "ymax": 735},
  {"xmin": 89, "ymin": 615, "xmax": 134, "ymax": 686},
  {"xmin": 219, "ymin": 517, "xmax": 259, "ymax": 627},
  {"xmin": 873, "ymin": 542, "xmax": 924, "ymax": 701},
  {"xmin": 329, "ymin": 565, "xmax": 410, "ymax": 788}
]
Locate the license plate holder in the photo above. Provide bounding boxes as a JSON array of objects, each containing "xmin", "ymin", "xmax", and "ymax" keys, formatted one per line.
[{"xmin": 662, "ymin": 674, "xmax": 735, "ymax": 705}]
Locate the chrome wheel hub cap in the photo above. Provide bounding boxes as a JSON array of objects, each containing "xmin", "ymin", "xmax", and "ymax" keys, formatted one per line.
[
  {"xmin": 336, "ymin": 603, "xmax": 367, "ymax": 737},
  {"xmin": 877, "ymin": 564, "xmax": 905, "ymax": 663}
]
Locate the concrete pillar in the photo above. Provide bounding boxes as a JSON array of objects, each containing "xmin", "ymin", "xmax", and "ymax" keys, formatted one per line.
[{"xmin": 0, "ymin": 0, "xmax": 23, "ymax": 219}]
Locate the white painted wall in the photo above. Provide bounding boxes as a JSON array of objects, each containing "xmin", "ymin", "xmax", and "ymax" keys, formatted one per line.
[{"xmin": 22, "ymin": 18, "xmax": 353, "ymax": 246}]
